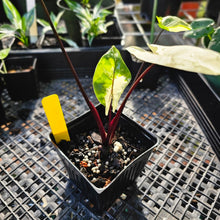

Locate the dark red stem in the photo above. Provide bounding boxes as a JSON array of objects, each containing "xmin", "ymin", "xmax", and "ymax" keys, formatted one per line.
[
  {"xmin": 40, "ymin": 0, "xmax": 106, "ymax": 143},
  {"xmin": 106, "ymin": 64, "xmax": 155, "ymax": 145}
]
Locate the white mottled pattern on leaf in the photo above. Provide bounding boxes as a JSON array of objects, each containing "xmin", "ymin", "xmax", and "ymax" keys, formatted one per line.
[{"xmin": 127, "ymin": 44, "xmax": 220, "ymax": 76}]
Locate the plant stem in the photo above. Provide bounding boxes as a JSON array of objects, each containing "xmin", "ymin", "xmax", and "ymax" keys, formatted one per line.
[
  {"xmin": 106, "ymin": 64, "xmax": 155, "ymax": 145},
  {"xmin": 132, "ymin": 62, "xmax": 145, "ymax": 84},
  {"xmin": 40, "ymin": 0, "xmax": 107, "ymax": 143},
  {"xmin": 153, "ymin": 29, "xmax": 164, "ymax": 44},
  {"xmin": 1, "ymin": 60, "xmax": 7, "ymax": 73},
  {"xmin": 133, "ymin": 28, "xmax": 163, "ymax": 84},
  {"xmin": 150, "ymin": 0, "xmax": 158, "ymax": 43}
]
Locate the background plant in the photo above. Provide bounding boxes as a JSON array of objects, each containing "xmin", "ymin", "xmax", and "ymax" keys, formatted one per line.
[
  {"xmin": 64, "ymin": 0, "xmax": 113, "ymax": 46},
  {"xmin": 157, "ymin": 16, "xmax": 220, "ymax": 53},
  {"xmin": 0, "ymin": 0, "xmax": 35, "ymax": 48},
  {"xmin": 37, "ymin": 10, "xmax": 78, "ymax": 48}
]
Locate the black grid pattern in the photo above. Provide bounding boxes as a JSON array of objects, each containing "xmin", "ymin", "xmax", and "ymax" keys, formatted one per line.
[{"xmin": 1, "ymin": 74, "xmax": 219, "ymax": 219}]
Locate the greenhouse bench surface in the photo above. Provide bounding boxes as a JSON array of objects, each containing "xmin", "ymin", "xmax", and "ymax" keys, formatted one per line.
[
  {"xmin": 1, "ymin": 74, "xmax": 220, "ymax": 220},
  {"xmin": 1, "ymin": 3, "xmax": 220, "ymax": 220}
]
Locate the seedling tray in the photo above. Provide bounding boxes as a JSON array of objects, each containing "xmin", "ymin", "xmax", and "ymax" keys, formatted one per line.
[{"xmin": 0, "ymin": 72, "xmax": 219, "ymax": 219}]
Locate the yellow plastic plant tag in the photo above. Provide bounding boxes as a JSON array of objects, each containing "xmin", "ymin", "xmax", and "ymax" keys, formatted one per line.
[{"xmin": 42, "ymin": 94, "xmax": 70, "ymax": 143}]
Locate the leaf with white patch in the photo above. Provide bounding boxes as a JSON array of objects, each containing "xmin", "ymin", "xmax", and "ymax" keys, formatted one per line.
[
  {"xmin": 126, "ymin": 44, "xmax": 220, "ymax": 76},
  {"xmin": 93, "ymin": 46, "xmax": 131, "ymax": 115}
]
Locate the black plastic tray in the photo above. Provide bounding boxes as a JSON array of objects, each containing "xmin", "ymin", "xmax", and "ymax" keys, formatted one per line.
[{"xmin": 175, "ymin": 71, "xmax": 220, "ymax": 160}]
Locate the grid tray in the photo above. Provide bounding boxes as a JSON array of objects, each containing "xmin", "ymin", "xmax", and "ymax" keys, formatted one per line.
[
  {"xmin": 1, "ymin": 3, "xmax": 220, "ymax": 220},
  {"xmin": 1, "ymin": 73, "xmax": 220, "ymax": 219}
]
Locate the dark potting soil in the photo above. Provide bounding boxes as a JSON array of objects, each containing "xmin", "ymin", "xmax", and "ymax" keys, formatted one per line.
[
  {"xmin": 7, "ymin": 65, "xmax": 33, "ymax": 73},
  {"xmin": 58, "ymin": 127, "xmax": 145, "ymax": 188}
]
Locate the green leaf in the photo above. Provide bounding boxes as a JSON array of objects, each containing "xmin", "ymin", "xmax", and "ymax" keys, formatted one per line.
[
  {"xmin": 93, "ymin": 0, "xmax": 102, "ymax": 18},
  {"xmin": 201, "ymin": 35, "xmax": 210, "ymax": 48},
  {"xmin": 57, "ymin": 26, "xmax": 66, "ymax": 34},
  {"xmin": 208, "ymin": 27, "xmax": 220, "ymax": 53},
  {"xmin": 157, "ymin": 16, "xmax": 191, "ymax": 32},
  {"xmin": 59, "ymin": 36, "xmax": 79, "ymax": 48},
  {"xmin": 0, "ymin": 24, "xmax": 16, "ymax": 36},
  {"xmin": 2, "ymin": 0, "xmax": 22, "ymax": 29},
  {"xmin": 126, "ymin": 44, "xmax": 220, "ymax": 76},
  {"xmin": 41, "ymin": 26, "xmax": 52, "ymax": 35},
  {"xmin": 184, "ymin": 18, "xmax": 215, "ymax": 39},
  {"xmin": 37, "ymin": 18, "xmax": 50, "ymax": 28},
  {"xmin": 87, "ymin": 34, "xmax": 95, "ymax": 46},
  {"xmin": 54, "ymin": 10, "xmax": 65, "ymax": 28},
  {"xmin": 22, "ymin": 7, "xmax": 35, "ymax": 34},
  {"xmin": 50, "ymin": 12, "xmax": 56, "ymax": 25},
  {"xmin": 93, "ymin": 46, "xmax": 131, "ymax": 115},
  {"xmin": 64, "ymin": 0, "xmax": 81, "ymax": 11},
  {"xmin": 0, "ymin": 48, "xmax": 10, "ymax": 60}
]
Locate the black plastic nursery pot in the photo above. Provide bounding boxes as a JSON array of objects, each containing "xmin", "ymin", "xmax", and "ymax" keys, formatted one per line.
[
  {"xmin": 50, "ymin": 104, "xmax": 158, "ymax": 213},
  {"xmin": 1, "ymin": 56, "xmax": 39, "ymax": 101}
]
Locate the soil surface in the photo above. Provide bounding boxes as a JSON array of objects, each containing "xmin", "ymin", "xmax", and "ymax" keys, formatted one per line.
[{"xmin": 58, "ymin": 127, "xmax": 145, "ymax": 188}]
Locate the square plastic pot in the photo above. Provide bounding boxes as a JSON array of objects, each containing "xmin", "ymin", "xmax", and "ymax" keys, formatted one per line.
[
  {"xmin": 1, "ymin": 56, "xmax": 39, "ymax": 101},
  {"xmin": 50, "ymin": 105, "xmax": 159, "ymax": 213}
]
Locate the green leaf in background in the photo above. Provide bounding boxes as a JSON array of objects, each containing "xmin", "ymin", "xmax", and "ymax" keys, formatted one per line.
[
  {"xmin": 93, "ymin": 46, "xmax": 131, "ymax": 115},
  {"xmin": 202, "ymin": 35, "xmax": 210, "ymax": 48},
  {"xmin": 0, "ymin": 48, "xmax": 10, "ymax": 60},
  {"xmin": 126, "ymin": 44, "xmax": 220, "ymax": 76},
  {"xmin": 64, "ymin": 0, "xmax": 80, "ymax": 11},
  {"xmin": 184, "ymin": 18, "xmax": 215, "ymax": 39},
  {"xmin": 208, "ymin": 27, "xmax": 220, "ymax": 53},
  {"xmin": 0, "ymin": 24, "xmax": 16, "ymax": 39},
  {"xmin": 59, "ymin": 36, "xmax": 79, "ymax": 48},
  {"xmin": 22, "ymin": 7, "xmax": 35, "ymax": 35},
  {"xmin": 157, "ymin": 16, "xmax": 191, "ymax": 32},
  {"xmin": 2, "ymin": 0, "xmax": 22, "ymax": 29},
  {"xmin": 54, "ymin": 11, "xmax": 65, "ymax": 28},
  {"xmin": 37, "ymin": 18, "xmax": 50, "ymax": 28}
]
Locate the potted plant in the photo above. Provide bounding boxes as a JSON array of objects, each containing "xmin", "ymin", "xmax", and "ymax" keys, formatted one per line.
[
  {"xmin": 0, "ymin": 0, "xmax": 36, "ymax": 49},
  {"xmin": 0, "ymin": 56, "xmax": 39, "ymax": 101},
  {"xmin": 44, "ymin": 45, "xmax": 160, "ymax": 213},
  {"xmin": 0, "ymin": 44, "xmax": 39, "ymax": 101},
  {"xmin": 58, "ymin": 0, "xmax": 123, "ymax": 46},
  {"xmin": 41, "ymin": 0, "xmax": 159, "ymax": 213},
  {"xmin": 40, "ymin": 0, "xmax": 220, "ymax": 214}
]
